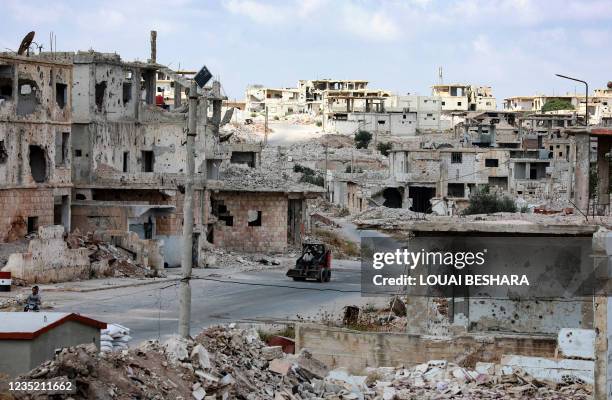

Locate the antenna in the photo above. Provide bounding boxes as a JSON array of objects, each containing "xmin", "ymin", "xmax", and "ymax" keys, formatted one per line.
[{"xmin": 438, "ymin": 66, "xmax": 443, "ymax": 85}]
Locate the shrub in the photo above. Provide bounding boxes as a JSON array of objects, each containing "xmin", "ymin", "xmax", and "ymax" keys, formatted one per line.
[
  {"xmin": 542, "ymin": 99, "xmax": 574, "ymax": 112},
  {"xmin": 250, "ymin": 112, "xmax": 257, "ymax": 118},
  {"xmin": 463, "ymin": 186, "xmax": 517, "ymax": 215},
  {"xmin": 354, "ymin": 130, "xmax": 372, "ymax": 149},
  {"xmin": 377, "ymin": 142, "xmax": 392, "ymax": 156},
  {"xmin": 294, "ymin": 164, "xmax": 324, "ymax": 187},
  {"xmin": 273, "ymin": 116, "xmax": 280, "ymax": 120},
  {"xmin": 315, "ymin": 121, "xmax": 322, "ymax": 127}
]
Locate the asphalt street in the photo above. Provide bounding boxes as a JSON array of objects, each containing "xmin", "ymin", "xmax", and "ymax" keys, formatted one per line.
[{"xmin": 51, "ymin": 260, "xmax": 377, "ymax": 343}]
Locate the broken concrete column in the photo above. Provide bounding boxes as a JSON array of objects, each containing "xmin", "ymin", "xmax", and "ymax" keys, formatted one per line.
[{"xmin": 573, "ymin": 132, "xmax": 590, "ymax": 214}]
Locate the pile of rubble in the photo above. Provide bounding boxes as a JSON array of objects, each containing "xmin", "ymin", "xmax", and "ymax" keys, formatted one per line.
[
  {"xmin": 218, "ymin": 163, "xmax": 321, "ymax": 192},
  {"xmin": 352, "ymin": 206, "xmax": 421, "ymax": 225},
  {"xmin": 66, "ymin": 232, "xmax": 150, "ymax": 278},
  {"xmin": 13, "ymin": 325, "xmax": 591, "ymax": 399},
  {"xmin": 327, "ymin": 360, "xmax": 591, "ymax": 399},
  {"xmin": 202, "ymin": 244, "xmax": 290, "ymax": 271}
]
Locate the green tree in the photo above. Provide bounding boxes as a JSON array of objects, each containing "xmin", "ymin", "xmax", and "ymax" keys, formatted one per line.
[
  {"xmin": 354, "ymin": 130, "xmax": 372, "ymax": 149},
  {"xmin": 377, "ymin": 142, "xmax": 392, "ymax": 156},
  {"xmin": 541, "ymin": 99, "xmax": 574, "ymax": 112},
  {"xmin": 463, "ymin": 186, "xmax": 517, "ymax": 215}
]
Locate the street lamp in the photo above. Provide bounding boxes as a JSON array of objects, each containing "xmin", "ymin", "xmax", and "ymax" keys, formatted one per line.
[{"xmin": 555, "ymin": 74, "xmax": 589, "ymax": 126}]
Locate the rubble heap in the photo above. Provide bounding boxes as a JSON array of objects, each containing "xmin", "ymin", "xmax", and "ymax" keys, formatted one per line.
[
  {"xmin": 12, "ymin": 325, "xmax": 592, "ymax": 399},
  {"xmin": 218, "ymin": 163, "xmax": 322, "ymax": 193},
  {"xmin": 66, "ymin": 232, "xmax": 150, "ymax": 278}
]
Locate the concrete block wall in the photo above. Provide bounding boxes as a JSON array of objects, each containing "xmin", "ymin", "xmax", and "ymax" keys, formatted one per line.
[
  {"xmin": 0, "ymin": 189, "xmax": 54, "ymax": 242},
  {"xmin": 212, "ymin": 192, "xmax": 288, "ymax": 253}
]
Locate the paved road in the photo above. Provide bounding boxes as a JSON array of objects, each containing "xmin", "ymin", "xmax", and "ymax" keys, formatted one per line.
[{"xmin": 51, "ymin": 260, "xmax": 378, "ymax": 343}]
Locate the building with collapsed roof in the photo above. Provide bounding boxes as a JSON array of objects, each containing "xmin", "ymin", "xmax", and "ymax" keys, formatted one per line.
[
  {"xmin": 245, "ymin": 85, "xmax": 303, "ymax": 117},
  {"xmin": 432, "ymin": 83, "xmax": 496, "ymax": 112},
  {"xmin": 0, "ymin": 53, "xmax": 73, "ymax": 243}
]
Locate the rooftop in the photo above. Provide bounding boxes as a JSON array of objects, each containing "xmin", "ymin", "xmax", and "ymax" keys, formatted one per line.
[{"xmin": 0, "ymin": 312, "xmax": 106, "ymax": 340}]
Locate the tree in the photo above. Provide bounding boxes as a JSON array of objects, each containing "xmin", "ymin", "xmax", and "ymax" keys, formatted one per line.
[
  {"xmin": 463, "ymin": 186, "xmax": 517, "ymax": 215},
  {"xmin": 541, "ymin": 99, "xmax": 574, "ymax": 112},
  {"xmin": 377, "ymin": 142, "xmax": 392, "ymax": 156},
  {"xmin": 354, "ymin": 130, "xmax": 372, "ymax": 149}
]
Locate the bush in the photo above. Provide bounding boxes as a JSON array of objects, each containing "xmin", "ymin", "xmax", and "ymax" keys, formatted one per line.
[
  {"xmin": 542, "ymin": 99, "xmax": 574, "ymax": 112},
  {"xmin": 250, "ymin": 112, "xmax": 257, "ymax": 118},
  {"xmin": 300, "ymin": 174, "xmax": 324, "ymax": 187},
  {"xmin": 354, "ymin": 130, "xmax": 372, "ymax": 149},
  {"xmin": 463, "ymin": 186, "xmax": 517, "ymax": 215},
  {"xmin": 315, "ymin": 121, "xmax": 322, "ymax": 127},
  {"xmin": 294, "ymin": 164, "xmax": 324, "ymax": 187},
  {"xmin": 273, "ymin": 115, "xmax": 280, "ymax": 120},
  {"xmin": 377, "ymin": 142, "xmax": 392, "ymax": 156}
]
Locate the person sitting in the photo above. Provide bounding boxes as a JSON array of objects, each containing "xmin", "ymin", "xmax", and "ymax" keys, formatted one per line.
[{"xmin": 24, "ymin": 285, "xmax": 41, "ymax": 312}]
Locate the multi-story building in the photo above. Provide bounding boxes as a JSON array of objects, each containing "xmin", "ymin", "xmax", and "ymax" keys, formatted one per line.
[
  {"xmin": 432, "ymin": 84, "xmax": 496, "ymax": 112},
  {"xmin": 0, "ymin": 54, "xmax": 73, "ymax": 242},
  {"xmin": 245, "ymin": 85, "xmax": 302, "ymax": 117}
]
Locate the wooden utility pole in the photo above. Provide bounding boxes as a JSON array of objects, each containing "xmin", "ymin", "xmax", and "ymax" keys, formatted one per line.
[{"xmin": 179, "ymin": 80, "xmax": 198, "ymax": 338}]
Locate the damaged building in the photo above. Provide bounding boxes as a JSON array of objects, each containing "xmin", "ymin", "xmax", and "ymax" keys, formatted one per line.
[
  {"xmin": 49, "ymin": 51, "xmax": 232, "ymax": 268},
  {"xmin": 0, "ymin": 53, "xmax": 72, "ymax": 242}
]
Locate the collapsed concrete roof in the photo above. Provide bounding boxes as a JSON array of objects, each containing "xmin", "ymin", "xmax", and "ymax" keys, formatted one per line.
[{"xmin": 209, "ymin": 164, "xmax": 325, "ymax": 194}]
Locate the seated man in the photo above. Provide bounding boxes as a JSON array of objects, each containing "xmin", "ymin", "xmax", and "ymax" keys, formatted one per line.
[{"xmin": 24, "ymin": 285, "xmax": 41, "ymax": 312}]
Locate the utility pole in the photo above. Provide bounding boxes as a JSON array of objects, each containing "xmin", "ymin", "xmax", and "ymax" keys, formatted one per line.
[
  {"xmin": 179, "ymin": 80, "xmax": 198, "ymax": 338},
  {"xmin": 324, "ymin": 143, "xmax": 329, "ymax": 198},
  {"xmin": 264, "ymin": 106, "xmax": 269, "ymax": 146},
  {"xmin": 555, "ymin": 74, "xmax": 589, "ymax": 126}
]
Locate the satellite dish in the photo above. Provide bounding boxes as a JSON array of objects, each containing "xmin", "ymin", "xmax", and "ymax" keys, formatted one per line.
[
  {"xmin": 607, "ymin": 81, "xmax": 612, "ymax": 89},
  {"xmin": 17, "ymin": 31, "xmax": 35, "ymax": 55}
]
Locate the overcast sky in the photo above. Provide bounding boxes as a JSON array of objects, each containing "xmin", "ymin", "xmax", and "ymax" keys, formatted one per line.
[{"xmin": 2, "ymin": 0, "xmax": 610, "ymax": 105}]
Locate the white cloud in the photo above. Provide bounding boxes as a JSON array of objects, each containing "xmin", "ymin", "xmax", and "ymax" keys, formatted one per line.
[
  {"xmin": 341, "ymin": 4, "xmax": 401, "ymax": 42},
  {"xmin": 223, "ymin": 0, "xmax": 289, "ymax": 24}
]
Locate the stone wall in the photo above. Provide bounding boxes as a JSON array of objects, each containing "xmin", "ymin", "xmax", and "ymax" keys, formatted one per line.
[
  {"xmin": 0, "ymin": 188, "xmax": 54, "ymax": 242},
  {"xmin": 212, "ymin": 192, "xmax": 288, "ymax": 253},
  {"xmin": 2, "ymin": 225, "xmax": 90, "ymax": 283},
  {"xmin": 295, "ymin": 324, "xmax": 556, "ymax": 374}
]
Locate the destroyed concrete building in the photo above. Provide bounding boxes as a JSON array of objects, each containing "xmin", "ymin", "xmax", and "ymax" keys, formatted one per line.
[
  {"xmin": 503, "ymin": 88, "xmax": 612, "ymax": 125},
  {"xmin": 0, "ymin": 53, "xmax": 73, "ymax": 243},
  {"xmin": 245, "ymin": 85, "xmax": 302, "ymax": 117},
  {"xmin": 208, "ymin": 164, "xmax": 324, "ymax": 252},
  {"xmin": 59, "ymin": 51, "xmax": 213, "ymax": 268},
  {"xmin": 432, "ymin": 83, "xmax": 497, "ymax": 112}
]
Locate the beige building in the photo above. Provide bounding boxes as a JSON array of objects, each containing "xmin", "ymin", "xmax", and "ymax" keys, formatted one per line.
[
  {"xmin": 432, "ymin": 83, "xmax": 496, "ymax": 112},
  {"xmin": 0, "ymin": 53, "xmax": 73, "ymax": 243}
]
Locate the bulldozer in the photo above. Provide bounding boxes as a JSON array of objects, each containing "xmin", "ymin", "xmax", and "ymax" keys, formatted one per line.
[{"xmin": 286, "ymin": 242, "xmax": 332, "ymax": 282}]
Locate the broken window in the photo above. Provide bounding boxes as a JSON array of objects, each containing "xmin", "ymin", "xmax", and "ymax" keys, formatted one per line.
[
  {"xmin": 29, "ymin": 145, "xmax": 47, "ymax": 183},
  {"xmin": 0, "ymin": 140, "xmax": 6, "ymax": 163},
  {"xmin": 27, "ymin": 216, "xmax": 38, "ymax": 233},
  {"xmin": 457, "ymin": 101, "xmax": 462, "ymax": 106},
  {"xmin": 141, "ymin": 150, "xmax": 154, "ymax": 172},
  {"xmin": 122, "ymin": 82, "xmax": 132, "ymax": 104},
  {"xmin": 451, "ymin": 152, "xmax": 462, "ymax": 164},
  {"xmin": 447, "ymin": 183, "xmax": 465, "ymax": 197},
  {"xmin": 485, "ymin": 159, "xmax": 499, "ymax": 167},
  {"xmin": 0, "ymin": 65, "xmax": 13, "ymax": 100},
  {"xmin": 95, "ymin": 81, "xmax": 107, "ymax": 111},
  {"xmin": 56, "ymin": 83, "xmax": 67, "ymax": 109},
  {"xmin": 55, "ymin": 132, "xmax": 69, "ymax": 166},
  {"xmin": 74, "ymin": 149, "xmax": 82, "ymax": 157},
  {"xmin": 123, "ymin": 151, "xmax": 129, "ymax": 172},
  {"xmin": 17, "ymin": 79, "xmax": 40, "ymax": 116},
  {"xmin": 212, "ymin": 200, "xmax": 234, "ymax": 227},
  {"xmin": 247, "ymin": 210, "xmax": 262, "ymax": 227}
]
